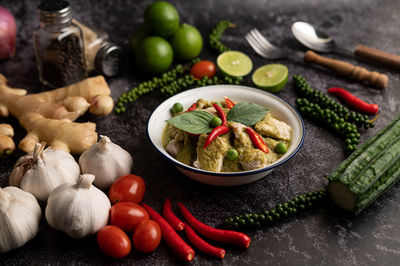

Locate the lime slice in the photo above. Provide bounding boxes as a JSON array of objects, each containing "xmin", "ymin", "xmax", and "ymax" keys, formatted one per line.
[
  {"xmin": 217, "ymin": 51, "xmax": 253, "ymax": 77},
  {"xmin": 252, "ymin": 64, "xmax": 289, "ymax": 93}
]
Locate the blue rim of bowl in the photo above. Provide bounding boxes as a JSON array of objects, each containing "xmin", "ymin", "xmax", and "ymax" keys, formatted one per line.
[{"xmin": 146, "ymin": 85, "xmax": 305, "ymax": 177}]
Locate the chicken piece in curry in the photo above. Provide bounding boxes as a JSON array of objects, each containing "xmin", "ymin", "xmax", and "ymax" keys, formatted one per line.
[{"xmin": 163, "ymin": 98, "xmax": 292, "ymax": 172}]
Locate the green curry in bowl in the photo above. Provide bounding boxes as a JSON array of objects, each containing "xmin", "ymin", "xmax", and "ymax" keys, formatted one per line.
[{"xmin": 162, "ymin": 98, "xmax": 292, "ymax": 173}]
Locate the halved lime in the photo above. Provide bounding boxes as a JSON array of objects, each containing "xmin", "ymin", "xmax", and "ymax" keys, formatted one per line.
[
  {"xmin": 252, "ymin": 64, "xmax": 289, "ymax": 93},
  {"xmin": 217, "ymin": 51, "xmax": 253, "ymax": 77}
]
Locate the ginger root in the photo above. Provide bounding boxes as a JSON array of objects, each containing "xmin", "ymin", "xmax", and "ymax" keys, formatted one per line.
[
  {"xmin": 0, "ymin": 74, "xmax": 114, "ymax": 154},
  {"xmin": 0, "ymin": 123, "xmax": 15, "ymax": 158}
]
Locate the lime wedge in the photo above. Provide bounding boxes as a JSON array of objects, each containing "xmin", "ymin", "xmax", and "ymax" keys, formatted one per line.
[
  {"xmin": 217, "ymin": 51, "xmax": 253, "ymax": 77},
  {"xmin": 252, "ymin": 64, "xmax": 289, "ymax": 93}
]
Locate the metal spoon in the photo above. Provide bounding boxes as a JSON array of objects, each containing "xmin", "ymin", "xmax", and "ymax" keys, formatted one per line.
[
  {"xmin": 245, "ymin": 28, "xmax": 388, "ymax": 89},
  {"xmin": 291, "ymin": 21, "xmax": 400, "ymax": 70}
]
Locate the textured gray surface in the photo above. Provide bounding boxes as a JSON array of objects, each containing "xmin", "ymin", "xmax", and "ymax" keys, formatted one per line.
[{"xmin": 0, "ymin": 0, "xmax": 400, "ymax": 265}]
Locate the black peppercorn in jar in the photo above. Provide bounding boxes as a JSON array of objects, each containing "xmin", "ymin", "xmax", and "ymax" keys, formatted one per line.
[{"xmin": 33, "ymin": 0, "xmax": 87, "ymax": 88}]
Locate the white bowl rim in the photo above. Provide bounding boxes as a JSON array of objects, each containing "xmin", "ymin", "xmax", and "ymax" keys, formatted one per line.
[{"xmin": 146, "ymin": 85, "xmax": 305, "ymax": 177}]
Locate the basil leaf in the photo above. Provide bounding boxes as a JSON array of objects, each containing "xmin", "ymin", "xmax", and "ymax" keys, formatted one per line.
[
  {"xmin": 227, "ymin": 102, "xmax": 269, "ymax": 126},
  {"xmin": 167, "ymin": 110, "xmax": 214, "ymax": 134}
]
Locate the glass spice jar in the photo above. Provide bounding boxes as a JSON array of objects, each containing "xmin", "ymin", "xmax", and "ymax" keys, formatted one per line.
[
  {"xmin": 73, "ymin": 19, "xmax": 123, "ymax": 77},
  {"xmin": 33, "ymin": 0, "xmax": 87, "ymax": 88}
]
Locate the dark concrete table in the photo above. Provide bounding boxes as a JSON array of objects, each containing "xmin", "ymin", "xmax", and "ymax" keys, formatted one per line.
[{"xmin": 1, "ymin": 0, "xmax": 400, "ymax": 265}]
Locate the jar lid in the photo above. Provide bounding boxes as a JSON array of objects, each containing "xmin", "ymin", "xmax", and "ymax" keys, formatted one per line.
[
  {"xmin": 95, "ymin": 43, "xmax": 123, "ymax": 77},
  {"xmin": 37, "ymin": 1, "xmax": 72, "ymax": 24}
]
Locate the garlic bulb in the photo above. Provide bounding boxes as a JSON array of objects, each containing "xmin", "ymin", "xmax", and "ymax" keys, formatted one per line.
[
  {"xmin": 0, "ymin": 186, "xmax": 41, "ymax": 253},
  {"xmin": 79, "ymin": 135, "xmax": 133, "ymax": 189},
  {"xmin": 9, "ymin": 142, "xmax": 80, "ymax": 201},
  {"xmin": 45, "ymin": 174, "xmax": 111, "ymax": 238}
]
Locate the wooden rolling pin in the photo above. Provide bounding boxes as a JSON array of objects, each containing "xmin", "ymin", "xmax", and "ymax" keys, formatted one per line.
[{"xmin": 304, "ymin": 50, "xmax": 389, "ymax": 89}]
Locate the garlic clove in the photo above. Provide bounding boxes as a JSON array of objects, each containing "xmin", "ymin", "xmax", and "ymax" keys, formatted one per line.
[
  {"xmin": 20, "ymin": 157, "xmax": 63, "ymax": 201},
  {"xmin": 79, "ymin": 135, "xmax": 133, "ymax": 189},
  {"xmin": 8, "ymin": 153, "xmax": 34, "ymax": 187},
  {"xmin": 9, "ymin": 142, "xmax": 81, "ymax": 201},
  {"xmin": 0, "ymin": 187, "xmax": 41, "ymax": 253},
  {"xmin": 45, "ymin": 174, "xmax": 111, "ymax": 239}
]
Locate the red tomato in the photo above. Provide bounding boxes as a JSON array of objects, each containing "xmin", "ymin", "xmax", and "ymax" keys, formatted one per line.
[
  {"xmin": 97, "ymin": 225, "xmax": 131, "ymax": 258},
  {"xmin": 190, "ymin": 60, "xmax": 217, "ymax": 79},
  {"xmin": 108, "ymin": 174, "xmax": 146, "ymax": 204},
  {"xmin": 110, "ymin": 202, "xmax": 149, "ymax": 232},
  {"xmin": 132, "ymin": 220, "xmax": 162, "ymax": 253}
]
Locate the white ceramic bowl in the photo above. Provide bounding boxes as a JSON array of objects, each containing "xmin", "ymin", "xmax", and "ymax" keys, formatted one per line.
[{"xmin": 147, "ymin": 85, "xmax": 305, "ymax": 186}]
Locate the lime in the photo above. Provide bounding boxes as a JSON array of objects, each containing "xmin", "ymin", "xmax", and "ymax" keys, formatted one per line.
[
  {"xmin": 144, "ymin": 1, "xmax": 180, "ymax": 37},
  {"xmin": 252, "ymin": 64, "xmax": 289, "ymax": 93},
  {"xmin": 217, "ymin": 51, "xmax": 253, "ymax": 77},
  {"xmin": 129, "ymin": 24, "xmax": 148, "ymax": 52},
  {"xmin": 169, "ymin": 23, "xmax": 203, "ymax": 61},
  {"xmin": 134, "ymin": 36, "xmax": 173, "ymax": 74}
]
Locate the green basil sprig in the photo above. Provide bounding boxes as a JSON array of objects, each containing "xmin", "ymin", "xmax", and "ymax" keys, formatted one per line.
[
  {"xmin": 167, "ymin": 110, "xmax": 214, "ymax": 134},
  {"xmin": 167, "ymin": 101, "xmax": 269, "ymax": 134},
  {"xmin": 226, "ymin": 102, "xmax": 269, "ymax": 126}
]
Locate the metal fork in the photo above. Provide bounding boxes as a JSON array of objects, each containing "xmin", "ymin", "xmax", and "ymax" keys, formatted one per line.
[
  {"xmin": 245, "ymin": 28, "xmax": 287, "ymax": 59},
  {"xmin": 245, "ymin": 28, "xmax": 388, "ymax": 89}
]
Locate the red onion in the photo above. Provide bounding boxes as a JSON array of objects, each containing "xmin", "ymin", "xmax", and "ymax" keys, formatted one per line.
[{"xmin": 0, "ymin": 6, "xmax": 16, "ymax": 60}]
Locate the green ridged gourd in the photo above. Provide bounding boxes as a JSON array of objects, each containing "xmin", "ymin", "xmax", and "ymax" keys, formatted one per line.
[{"xmin": 327, "ymin": 114, "xmax": 400, "ymax": 214}]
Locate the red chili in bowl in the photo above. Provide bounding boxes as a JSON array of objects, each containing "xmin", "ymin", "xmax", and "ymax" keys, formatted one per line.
[
  {"xmin": 203, "ymin": 125, "xmax": 229, "ymax": 149},
  {"xmin": 213, "ymin": 103, "xmax": 227, "ymax": 126},
  {"xmin": 246, "ymin": 127, "xmax": 269, "ymax": 153}
]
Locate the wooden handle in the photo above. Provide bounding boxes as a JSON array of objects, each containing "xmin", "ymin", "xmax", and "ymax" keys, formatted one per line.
[
  {"xmin": 304, "ymin": 50, "xmax": 389, "ymax": 89},
  {"xmin": 355, "ymin": 44, "xmax": 400, "ymax": 70}
]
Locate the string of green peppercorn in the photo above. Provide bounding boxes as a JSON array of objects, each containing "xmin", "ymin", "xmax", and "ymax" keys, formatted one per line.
[
  {"xmin": 115, "ymin": 58, "xmax": 201, "ymax": 114},
  {"xmin": 222, "ymin": 189, "xmax": 327, "ymax": 230},
  {"xmin": 161, "ymin": 75, "xmax": 243, "ymax": 97},
  {"xmin": 209, "ymin": 20, "xmax": 236, "ymax": 54},
  {"xmin": 296, "ymin": 98, "xmax": 361, "ymax": 154},
  {"xmin": 115, "ymin": 57, "xmax": 244, "ymax": 114},
  {"xmin": 293, "ymin": 75, "xmax": 373, "ymax": 129}
]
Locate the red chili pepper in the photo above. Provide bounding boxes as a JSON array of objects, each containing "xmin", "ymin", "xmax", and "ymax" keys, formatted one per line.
[
  {"xmin": 141, "ymin": 203, "xmax": 195, "ymax": 262},
  {"xmin": 187, "ymin": 103, "xmax": 197, "ymax": 112},
  {"xmin": 213, "ymin": 103, "xmax": 227, "ymax": 126},
  {"xmin": 184, "ymin": 223, "xmax": 226, "ymax": 259},
  {"xmin": 327, "ymin": 87, "xmax": 379, "ymax": 115},
  {"xmin": 177, "ymin": 202, "xmax": 251, "ymax": 249},
  {"xmin": 246, "ymin": 127, "xmax": 269, "ymax": 153},
  {"xmin": 186, "ymin": 132, "xmax": 200, "ymax": 138},
  {"xmin": 224, "ymin": 97, "xmax": 235, "ymax": 109},
  {"xmin": 163, "ymin": 198, "xmax": 185, "ymax": 231},
  {"xmin": 203, "ymin": 125, "xmax": 229, "ymax": 149}
]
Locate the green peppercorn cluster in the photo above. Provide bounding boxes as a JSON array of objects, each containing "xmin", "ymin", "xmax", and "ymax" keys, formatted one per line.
[
  {"xmin": 209, "ymin": 20, "xmax": 235, "ymax": 54},
  {"xmin": 115, "ymin": 59, "xmax": 200, "ymax": 114},
  {"xmin": 293, "ymin": 75, "xmax": 373, "ymax": 129},
  {"xmin": 161, "ymin": 75, "xmax": 243, "ymax": 97},
  {"xmin": 115, "ymin": 57, "xmax": 243, "ymax": 114},
  {"xmin": 223, "ymin": 189, "xmax": 326, "ymax": 230},
  {"xmin": 296, "ymin": 98, "xmax": 360, "ymax": 154}
]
